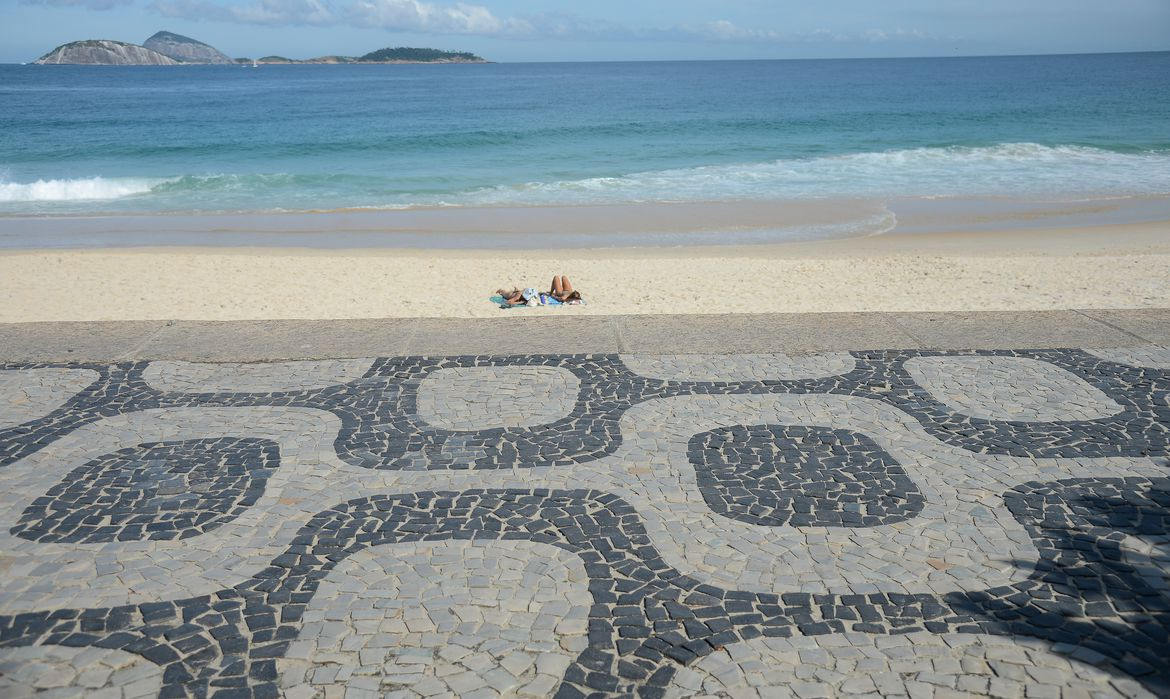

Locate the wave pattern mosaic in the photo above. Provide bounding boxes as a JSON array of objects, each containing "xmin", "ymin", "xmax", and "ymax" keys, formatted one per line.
[{"xmin": 0, "ymin": 348, "xmax": 1166, "ymax": 697}]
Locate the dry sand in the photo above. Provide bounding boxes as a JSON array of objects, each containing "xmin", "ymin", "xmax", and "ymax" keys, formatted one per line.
[{"xmin": 1, "ymin": 218, "xmax": 1167, "ymax": 323}]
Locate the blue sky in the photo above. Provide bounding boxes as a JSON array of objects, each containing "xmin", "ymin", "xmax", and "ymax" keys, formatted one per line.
[{"xmin": 3, "ymin": 0, "xmax": 1168, "ymax": 63}]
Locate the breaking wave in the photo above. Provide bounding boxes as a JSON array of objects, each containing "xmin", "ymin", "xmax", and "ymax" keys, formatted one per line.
[
  {"xmin": 458, "ymin": 143, "xmax": 1170, "ymax": 207},
  {"xmin": 2, "ymin": 144, "xmax": 1168, "ymax": 214},
  {"xmin": 0, "ymin": 176, "xmax": 166, "ymax": 203}
]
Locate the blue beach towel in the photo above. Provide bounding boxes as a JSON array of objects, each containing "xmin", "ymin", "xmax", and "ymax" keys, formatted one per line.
[
  {"xmin": 490, "ymin": 293, "xmax": 584, "ymax": 309},
  {"xmin": 490, "ymin": 295, "xmax": 526, "ymax": 308}
]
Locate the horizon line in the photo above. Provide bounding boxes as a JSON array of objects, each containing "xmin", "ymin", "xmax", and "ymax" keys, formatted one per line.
[
  {"xmin": 7, "ymin": 48, "xmax": 1170, "ymax": 66},
  {"xmin": 497, "ymin": 48, "xmax": 1169, "ymax": 63}
]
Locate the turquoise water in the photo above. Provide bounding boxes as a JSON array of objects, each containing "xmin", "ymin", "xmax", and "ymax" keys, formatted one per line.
[{"xmin": 1, "ymin": 52, "xmax": 1169, "ymax": 217}]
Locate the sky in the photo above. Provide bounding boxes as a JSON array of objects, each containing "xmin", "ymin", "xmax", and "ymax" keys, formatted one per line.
[{"xmin": 2, "ymin": 0, "xmax": 1168, "ymax": 64}]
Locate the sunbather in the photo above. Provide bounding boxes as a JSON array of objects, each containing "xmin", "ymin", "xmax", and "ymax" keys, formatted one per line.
[
  {"xmin": 547, "ymin": 275, "xmax": 582, "ymax": 303},
  {"xmin": 497, "ymin": 287, "xmax": 540, "ymax": 308}
]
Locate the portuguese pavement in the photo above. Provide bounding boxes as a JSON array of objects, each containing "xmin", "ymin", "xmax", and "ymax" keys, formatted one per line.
[{"xmin": 0, "ymin": 312, "xmax": 1168, "ymax": 698}]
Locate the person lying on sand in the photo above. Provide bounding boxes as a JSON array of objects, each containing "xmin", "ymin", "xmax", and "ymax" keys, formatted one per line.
[
  {"xmin": 497, "ymin": 276, "xmax": 584, "ymax": 308},
  {"xmin": 497, "ymin": 287, "xmax": 539, "ymax": 308},
  {"xmin": 546, "ymin": 275, "xmax": 583, "ymax": 303}
]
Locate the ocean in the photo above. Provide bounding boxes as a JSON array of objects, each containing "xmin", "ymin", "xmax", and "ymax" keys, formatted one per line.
[{"xmin": 1, "ymin": 52, "xmax": 1168, "ymax": 245}]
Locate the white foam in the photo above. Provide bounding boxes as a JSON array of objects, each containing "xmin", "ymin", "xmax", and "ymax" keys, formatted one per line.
[
  {"xmin": 0, "ymin": 177, "xmax": 162, "ymax": 203},
  {"xmin": 454, "ymin": 143, "xmax": 1170, "ymax": 206}
]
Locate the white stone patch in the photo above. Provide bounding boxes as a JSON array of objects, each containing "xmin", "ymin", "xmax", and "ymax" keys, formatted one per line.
[
  {"xmin": 1086, "ymin": 346, "xmax": 1170, "ymax": 369},
  {"xmin": 0, "ymin": 368, "xmax": 98, "ymax": 429},
  {"xmin": 142, "ymin": 359, "xmax": 374, "ymax": 393},
  {"xmin": 621, "ymin": 353, "xmax": 856, "ymax": 382},
  {"xmin": 417, "ymin": 366, "xmax": 580, "ymax": 431},
  {"xmin": 905, "ymin": 355, "xmax": 1121, "ymax": 422},
  {"xmin": 278, "ymin": 539, "xmax": 591, "ymax": 698},
  {"xmin": 0, "ymin": 645, "xmax": 163, "ymax": 698},
  {"xmin": 671, "ymin": 631, "xmax": 1154, "ymax": 698}
]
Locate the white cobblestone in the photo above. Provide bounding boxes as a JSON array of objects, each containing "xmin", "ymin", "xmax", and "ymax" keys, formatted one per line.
[
  {"xmin": 674, "ymin": 633, "xmax": 1155, "ymax": 698},
  {"xmin": 416, "ymin": 366, "xmax": 580, "ymax": 430},
  {"xmin": 620, "ymin": 353, "xmax": 856, "ymax": 382},
  {"xmin": 0, "ymin": 368, "xmax": 97, "ymax": 430},
  {"xmin": 141, "ymin": 359, "xmax": 374, "ymax": 393},
  {"xmin": 905, "ymin": 355, "xmax": 1120, "ymax": 422}
]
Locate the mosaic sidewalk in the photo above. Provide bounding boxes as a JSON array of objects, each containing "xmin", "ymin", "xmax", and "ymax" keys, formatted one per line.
[{"xmin": 0, "ymin": 347, "xmax": 1167, "ymax": 698}]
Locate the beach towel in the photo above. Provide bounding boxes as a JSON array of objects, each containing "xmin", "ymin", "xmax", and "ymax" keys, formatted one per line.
[
  {"xmin": 490, "ymin": 295, "xmax": 531, "ymax": 308},
  {"xmin": 490, "ymin": 294, "xmax": 585, "ymax": 308}
]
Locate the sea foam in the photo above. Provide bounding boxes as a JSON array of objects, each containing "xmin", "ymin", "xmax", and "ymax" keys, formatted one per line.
[
  {"xmin": 458, "ymin": 144, "xmax": 1170, "ymax": 207},
  {"xmin": 2, "ymin": 144, "xmax": 1168, "ymax": 214},
  {"xmin": 0, "ymin": 177, "xmax": 161, "ymax": 203}
]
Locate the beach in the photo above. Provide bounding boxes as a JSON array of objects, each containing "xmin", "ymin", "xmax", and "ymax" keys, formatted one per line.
[
  {"xmin": 2, "ymin": 209, "xmax": 1166, "ymax": 323},
  {"xmin": 4, "ymin": 51, "xmax": 1170, "ymax": 699},
  {"xmin": 2, "ymin": 55, "xmax": 1167, "ymax": 325}
]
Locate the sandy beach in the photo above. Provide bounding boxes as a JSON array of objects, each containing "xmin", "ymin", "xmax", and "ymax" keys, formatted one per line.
[{"xmin": 1, "ymin": 209, "xmax": 1167, "ymax": 323}]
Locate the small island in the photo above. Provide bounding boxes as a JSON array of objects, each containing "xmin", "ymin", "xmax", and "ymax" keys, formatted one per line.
[
  {"xmin": 238, "ymin": 47, "xmax": 487, "ymax": 65},
  {"xmin": 34, "ymin": 31, "xmax": 488, "ymax": 65}
]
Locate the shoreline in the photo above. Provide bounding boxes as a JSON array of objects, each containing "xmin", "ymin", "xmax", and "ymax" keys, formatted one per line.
[
  {"xmin": 1, "ymin": 217, "xmax": 1167, "ymax": 323},
  {"xmin": 2, "ymin": 194, "xmax": 1169, "ymax": 251}
]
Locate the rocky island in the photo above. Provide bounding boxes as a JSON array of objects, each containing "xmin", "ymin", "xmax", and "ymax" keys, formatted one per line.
[
  {"xmin": 34, "ymin": 40, "xmax": 179, "ymax": 65},
  {"xmin": 243, "ymin": 47, "xmax": 487, "ymax": 64},
  {"xmin": 143, "ymin": 31, "xmax": 234, "ymax": 64},
  {"xmin": 33, "ymin": 31, "xmax": 488, "ymax": 65}
]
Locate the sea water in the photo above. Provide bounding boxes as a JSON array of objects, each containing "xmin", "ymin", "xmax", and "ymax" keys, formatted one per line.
[{"xmin": 1, "ymin": 52, "xmax": 1168, "ymax": 240}]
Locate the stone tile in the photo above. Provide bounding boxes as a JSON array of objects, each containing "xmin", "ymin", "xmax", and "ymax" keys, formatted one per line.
[
  {"xmin": 905, "ymin": 355, "xmax": 1121, "ymax": 421},
  {"xmin": 416, "ymin": 366, "xmax": 579, "ymax": 430},
  {"xmin": 0, "ymin": 346, "xmax": 1166, "ymax": 698},
  {"xmin": 0, "ymin": 367, "xmax": 98, "ymax": 429},
  {"xmin": 142, "ymin": 358, "xmax": 374, "ymax": 393},
  {"xmin": 1085, "ymin": 345, "xmax": 1170, "ymax": 369},
  {"xmin": 678, "ymin": 633, "xmax": 1156, "ymax": 698},
  {"xmin": 277, "ymin": 539, "xmax": 589, "ymax": 698},
  {"xmin": 620, "ymin": 352, "xmax": 856, "ymax": 381}
]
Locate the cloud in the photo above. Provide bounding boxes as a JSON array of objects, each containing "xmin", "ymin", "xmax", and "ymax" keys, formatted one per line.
[
  {"xmin": 670, "ymin": 20, "xmax": 780, "ymax": 42},
  {"xmin": 658, "ymin": 20, "xmax": 936, "ymax": 45},
  {"xmin": 862, "ymin": 27, "xmax": 930, "ymax": 42},
  {"xmin": 521, "ymin": 11, "xmax": 632, "ymax": 40},
  {"xmin": 151, "ymin": 0, "xmax": 336, "ymax": 26},
  {"xmin": 235, "ymin": 0, "xmax": 334, "ymax": 24},
  {"xmin": 22, "ymin": 0, "xmax": 133, "ymax": 9},
  {"xmin": 347, "ymin": 0, "xmax": 529, "ymax": 35},
  {"xmin": 150, "ymin": 0, "xmax": 533, "ymax": 33},
  {"xmin": 141, "ymin": 1, "xmax": 940, "ymax": 47},
  {"xmin": 800, "ymin": 27, "xmax": 936, "ymax": 43}
]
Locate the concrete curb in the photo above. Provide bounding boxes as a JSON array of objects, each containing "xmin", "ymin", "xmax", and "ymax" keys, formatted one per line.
[
  {"xmin": 2, "ymin": 309, "xmax": 1160, "ymax": 362},
  {"xmin": 0, "ymin": 309, "xmax": 1166, "ymax": 362}
]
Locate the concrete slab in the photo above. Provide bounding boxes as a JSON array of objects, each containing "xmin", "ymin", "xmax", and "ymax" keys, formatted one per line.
[
  {"xmin": 135, "ymin": 319, "xmax": 418, "ymax": 361},
  {"xmin": 1077, "ymin": 308, "xmax": 1170, "ymax": 345},
  {"xmin": 0, "ymin": 321, "xmax": 166, "ymax": 362},
  {"xmin": 406, "ymin": 316, "xmax": 620, "ymax": 356},
  {"xmin": 0, "ymin": 309, "xmax": 1165, "ymax": 362},
  {"xmin": 884, "ymin": 310, "xmax": 1143, "ymax": 350},
  {"xmin": 615, "ymin": 313, "xmax": 919, "ymax": 354}
]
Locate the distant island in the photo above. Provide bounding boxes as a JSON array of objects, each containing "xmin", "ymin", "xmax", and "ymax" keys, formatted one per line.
[
  {"xmin": 239, "ymin": 47, "xmax": 487, "ymax": 65},
  {"xmin": 34, "ymin": 31, "xmax": 487, "ymax": 65}
]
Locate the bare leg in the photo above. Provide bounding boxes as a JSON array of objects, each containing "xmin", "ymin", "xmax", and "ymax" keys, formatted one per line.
[
  {"xmin": 550, "ymin": 275, "xmax": 574, "ymax": 301},
  {"xmin": 499, "ymin": 288, "xmax": 524, "ymax": 307}
]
